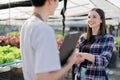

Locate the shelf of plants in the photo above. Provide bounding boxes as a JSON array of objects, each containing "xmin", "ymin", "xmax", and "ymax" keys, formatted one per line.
[
  {"xmin": 0, "ymin": 31, "xmax": 22, "ymax": 80},
  {"xmin": 0, "ymin": 32, "xmax": 21, "ymax": 70}
]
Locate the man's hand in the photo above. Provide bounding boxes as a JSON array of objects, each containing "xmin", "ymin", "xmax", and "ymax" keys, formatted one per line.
[
  {"xmin": 75, "ymin": 53, "xmax": 85, "ymax": 64},
  {"xmin": 56, "ymin": 38, "xmax": 63, "ymax": 49}
]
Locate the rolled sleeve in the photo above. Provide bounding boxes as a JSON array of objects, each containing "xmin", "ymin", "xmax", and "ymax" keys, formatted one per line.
[{"xmin": 94, "ymin": 35, "xmax": 114, "ymax": 67}]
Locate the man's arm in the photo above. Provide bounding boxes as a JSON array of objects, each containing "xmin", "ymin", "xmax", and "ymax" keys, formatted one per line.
[
  {"xmin": 35, "ymin": 52, "xmax": 78, "ymax": 80},
  {"xmin": 36, "ymin": 62, "xmax": 73, "ymax": 80}
]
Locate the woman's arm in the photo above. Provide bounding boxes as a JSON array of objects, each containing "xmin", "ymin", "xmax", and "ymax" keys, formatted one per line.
[
  {"xmin": 78, "ymin": 34, "xmax": 114, "ymax": 67},
  {"xmin": 79, "ymin": 53, "xmax": 95, "ymax": 63}
]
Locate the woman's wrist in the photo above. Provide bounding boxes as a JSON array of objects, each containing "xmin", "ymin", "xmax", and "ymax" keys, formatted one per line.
[
  {"xmin": 81, "ymin": 53, "xmax": 95, "ymax": 63},
  {"xmin": 81, "ymin": 52, "xmax": 87, "ymax": 59}
]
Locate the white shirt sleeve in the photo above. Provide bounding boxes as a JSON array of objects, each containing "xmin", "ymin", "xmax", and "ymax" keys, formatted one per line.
[{"xmin": 32, "ymin": 24, "xmax": 61, "ymax": 73}]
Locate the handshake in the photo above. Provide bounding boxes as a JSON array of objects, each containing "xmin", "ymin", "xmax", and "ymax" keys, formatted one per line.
[
  {"xmin": 67, "ymin": 49, "xmax": 94, "ymax": 66},
  {"xmin": 67, "ymin": 49, "xmax": 85, "ymax": 65},
  {"xmin": 75, "ymin": 52, "xmax": 85, "ymax": 64}
]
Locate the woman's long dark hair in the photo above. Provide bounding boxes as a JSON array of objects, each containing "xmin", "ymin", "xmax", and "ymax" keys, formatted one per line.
[{"xmin": 86, "ymin": 8, "xmax": 107, "ymax": 40}]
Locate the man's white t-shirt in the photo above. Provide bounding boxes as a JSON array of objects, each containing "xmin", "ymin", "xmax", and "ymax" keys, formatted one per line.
[{"xmin": 20, "ymin": 16, "xmax": 61, "ymax": 80}]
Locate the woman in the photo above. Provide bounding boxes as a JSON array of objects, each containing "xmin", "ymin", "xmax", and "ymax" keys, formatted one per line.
[{"xmin": 74, "ymin": 8, "xmax": 114, "ymax": 80}]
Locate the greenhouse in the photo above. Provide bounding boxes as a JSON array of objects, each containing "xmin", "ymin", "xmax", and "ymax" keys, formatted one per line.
[{"xmin": 0, "ymin": 0, "xmax": 120, "ymax": 80}]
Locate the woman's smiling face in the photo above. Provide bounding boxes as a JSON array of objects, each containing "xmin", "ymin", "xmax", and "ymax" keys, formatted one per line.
[{"xmin": 87, "ymin": 10, "xmax": 102, "ymax": 29}]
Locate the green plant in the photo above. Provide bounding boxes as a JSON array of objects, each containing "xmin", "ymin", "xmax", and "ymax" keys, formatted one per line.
[
  {"xmin": 0, "ymin": 45, "xmax": 20, "ymax": 65},
  {"xmin": 114, "ymin": 37, "xmax": 120, "ymax": 45},
  {"xmin": 114, "ymin": 37, "xmax": 120, "ymax": 57},
  {"xmin": 6, "ymin": 31, "xmax": 20, "ymax": 36},
  {"xmin": 55, "ymin": 33, "xmax": 63, "ymax": 39}
]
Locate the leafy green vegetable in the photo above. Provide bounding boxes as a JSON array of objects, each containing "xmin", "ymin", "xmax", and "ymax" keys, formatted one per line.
[
  {"xmin": 0, "ymin": 45, "xmax": 20, "ymax": 65},
  {"xmin": 114, "ymin": 37, "xmax": 120, "ymax": 44},
  {"xmin": 6, "ymin": 31, "xmax": 20, "ymax": 36},
  {"xmin": 56, "ymin": 33, "xmax": 63, "ymax": 39}
]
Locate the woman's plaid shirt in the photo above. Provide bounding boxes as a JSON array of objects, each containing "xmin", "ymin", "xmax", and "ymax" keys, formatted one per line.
[{"xmin": 75, "ymin": 33, "xmax": 114, "ymax": 80}]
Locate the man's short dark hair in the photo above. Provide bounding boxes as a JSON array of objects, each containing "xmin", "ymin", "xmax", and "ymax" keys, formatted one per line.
[
  {"xmin": 30, "ymin": 0, "xmax": 46, "ymax": 7},
  {"xmin": 31, "ymin": 0, "xmax": 62, "ymax": 6}
]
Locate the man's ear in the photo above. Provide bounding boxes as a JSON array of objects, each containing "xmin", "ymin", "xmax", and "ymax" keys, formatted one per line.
[{"xmin": 47, "ymin": 0, "xmax": 52, "ymax": 5}]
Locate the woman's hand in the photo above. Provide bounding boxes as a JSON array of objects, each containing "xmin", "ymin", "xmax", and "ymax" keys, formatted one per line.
[
  {"xmin": 78, "ymin": 52, "xmax": 95, "ymax": 63},
  {"xmin": 67, "ymin": 49, "xmax": 85, "ymax": 65},
  {"xmin": 75, "ymin": 53, "xmax": 85, "ymax": 64},
  {"xmin": 67, "ymin": 49, "xmax": 80, "ymax": 65}
]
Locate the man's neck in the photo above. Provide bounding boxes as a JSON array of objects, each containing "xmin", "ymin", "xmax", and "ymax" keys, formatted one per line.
[{"xmin": 33, "ymin": 7, "xmax": 48, "ymax": 22}]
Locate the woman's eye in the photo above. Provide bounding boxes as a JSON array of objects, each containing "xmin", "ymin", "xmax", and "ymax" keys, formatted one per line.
[
  {"xmin": 88, "ymin": 16, "xmax": 90, "ymax": 18},
  {"xmin": 93, "ymin": 16, "xmax": 96, "ymax": 18}
]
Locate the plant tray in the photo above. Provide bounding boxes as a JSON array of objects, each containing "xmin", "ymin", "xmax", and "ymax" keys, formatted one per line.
[{"xmin": 0, "ymin": 60, "xmax": 21, "ymax": 73}]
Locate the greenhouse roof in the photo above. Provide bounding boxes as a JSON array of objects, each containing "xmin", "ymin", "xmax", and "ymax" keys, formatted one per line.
[{"xmin": 0, "ymin": 0, "xmax": 120, "ymax": 25}]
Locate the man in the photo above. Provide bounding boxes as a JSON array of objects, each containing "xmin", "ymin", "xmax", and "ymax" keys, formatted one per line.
[{"xmin": 20, "ymin": 0, "xmax": 79, "ymax": 80}]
